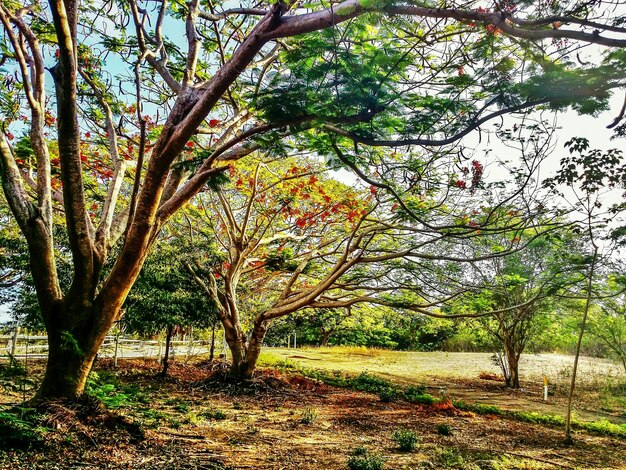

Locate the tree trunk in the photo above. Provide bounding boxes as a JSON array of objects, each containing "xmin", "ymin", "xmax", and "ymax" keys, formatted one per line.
[
  {"xmin": 209, "ymin": 324, "xmax": 216, "ymax": 362},
  {"xmin": 320, "ymin": 329, "xmax": 332, "ymax": 347},
  {"xmin": 224, "ymin": 319, "xmax": 268, "ymax": 380},
  {"xmin": 161, "ymin": 325, "xmax": 174, "ymax": 377},
  {"xmin": 36, "ymin": 302, "xmax": 113, "ymax": 400},
  {"xmin": 504, "ymin": 344, "xmax": 521, "ymax": 389}
]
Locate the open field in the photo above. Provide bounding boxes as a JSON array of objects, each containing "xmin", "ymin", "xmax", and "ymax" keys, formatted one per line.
[
  {"xmin": 262, "ymin": 348, "xmax": 626, "ymax": 425},
  {"xmin": 1, "ymin": 358, "xmax": 625, "ymax": 470}
]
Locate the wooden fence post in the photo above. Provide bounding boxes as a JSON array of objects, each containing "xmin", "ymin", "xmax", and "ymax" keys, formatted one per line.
[{"xmin": 10, "ymin": 326, "xmax": 19, "ymax": 357}]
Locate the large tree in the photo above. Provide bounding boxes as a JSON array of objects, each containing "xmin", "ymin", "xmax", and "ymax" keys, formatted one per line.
[{"xmin": 0, "ymin": 0, "xmax": 625, "ymax": 398}]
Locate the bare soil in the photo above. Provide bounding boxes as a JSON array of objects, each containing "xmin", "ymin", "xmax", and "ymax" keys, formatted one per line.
[{"xmin": 1, "ymin": 359, "xmax": 624, "ymax": 469}]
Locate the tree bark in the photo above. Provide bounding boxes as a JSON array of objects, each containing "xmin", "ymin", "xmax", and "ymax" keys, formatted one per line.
[
  {"xmin": 209, "ymin": 324, "xmax": 216, "ymax": 362},
  {"xmin": 224, "ymin": 319, "xmax": 268, "ymax": 380},
  {"xmin": 320, "ymin": 329, "xmax": 332, "ymax": 347},
  {"xmin": 36, "ymin": 300, "xmax": 113, "ymax": 400},
  {"xmin": 161, "ymin": 324, "xmax": 174, "ymax": 377},
  {"xmin": 504, "ymin": 347, "xmax": 521, "ymax": 389}
]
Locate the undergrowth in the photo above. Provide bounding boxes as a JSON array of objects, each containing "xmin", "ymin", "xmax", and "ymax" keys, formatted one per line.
[{"xmin": 259, "ymin": 353, "xmax": 626, "ymax": 439}]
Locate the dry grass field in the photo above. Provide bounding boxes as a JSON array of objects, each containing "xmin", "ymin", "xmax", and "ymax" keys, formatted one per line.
[{"xmin": 261, "ymin": 347, "xmax": 626, "ymax": 424}]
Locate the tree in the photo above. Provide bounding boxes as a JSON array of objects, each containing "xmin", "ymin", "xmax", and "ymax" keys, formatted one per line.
[
  {"xmin": 1, "ymin": 0, "xmax": 625, "ymax": 398},
  {"xmin": 123, "ymin": 236, "xmax": 218, "ymax": 375},
  {"xmin": 458, "ymin": 230, "xmax": 584, "ymax": 388},
  {"xmin": 544, "ymin": 137, "xmax": 626, "ymax": 442},
  {"xmin": 185, "ymin": 157, "xmax": 381, "ymax": 378},
  {"xmin": 587, "ymin": 289, "xmax": 626, "ymax": 372}
]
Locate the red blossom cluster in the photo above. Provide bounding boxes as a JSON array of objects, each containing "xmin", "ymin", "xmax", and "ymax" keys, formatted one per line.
[{"xmin": 471, "ymin": 160, "xmax": 484, "ymax": 188}]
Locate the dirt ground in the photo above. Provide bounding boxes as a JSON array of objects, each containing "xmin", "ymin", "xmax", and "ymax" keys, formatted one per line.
[
  {"xmin": 1, "ymin": 359, "xmax": 625, "ymax": 470},
  {"xmin": 263, "ymin": 348, "xmax": 626, "ymax": 425}
]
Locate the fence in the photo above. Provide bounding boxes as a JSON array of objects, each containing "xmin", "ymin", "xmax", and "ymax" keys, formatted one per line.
[{"xmin": 0, "ymin": 330, "xmax": 226, "ymax": 364}]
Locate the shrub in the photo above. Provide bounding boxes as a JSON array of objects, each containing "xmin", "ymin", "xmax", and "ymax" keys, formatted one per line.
[
  {"xmin": 404, "ymin": 390, "xmax": 436, "ymax": 405},
  {"xmin": 392, "ymin": 428, "xmax": 418, "ymax": 451},
  {"xmin": 347, "ymin": 451, "xmax": 385, "ymax": 470},
  {"xmin": 201, "ymin": 409, "xmax": 227, "ymax": 420},
  {"xmin": 378, "ymin": 388, "xmax": 397, "ymax": 403},
  {"xmin": 404, "ymin": 384, "xmax": 427, "ymax": 395},
  {"xmin": 436, "ymin": 423, "xmax": 452, "ymax": 435},
  {"xmin": 349, "ymin": 372, "xmax": 393, "ymax": 393}
]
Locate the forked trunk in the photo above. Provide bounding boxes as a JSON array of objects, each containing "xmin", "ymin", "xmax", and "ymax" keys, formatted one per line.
[
  {"xmin": 224, "ymin": 319, "xmax": 268, "ymax": 380},
  {"xmin": 503, "ymin": 345, "xmax": 521, "ymax": 389}
]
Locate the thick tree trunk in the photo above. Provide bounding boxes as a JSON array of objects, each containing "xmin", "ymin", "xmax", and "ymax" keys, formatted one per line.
[
  {"xmin": 224, "ymin": 319, "xmax": 268, "ymax": 380},
  {"xmin": 36, "ymin": 301, "xmax": 113, "ymax": 400},
  {"xmin": 161, "ymin": 325, "xmax": 174, "ymax": 377}
]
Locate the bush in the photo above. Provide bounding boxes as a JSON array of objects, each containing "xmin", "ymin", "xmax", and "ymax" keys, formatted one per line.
[
  {"xmin": 404, "ymin": 384, "xmax": 427, "ymax": 395},
  {"xmin": 378, "ymin": 388, "xmax": 397, "ymax": 403},
  {"xmin": 404, "ymin": 390, "xmax": 436, "ymax": 405},
  {"xmin": 347, "ymin": 451, "xmax": 385, "ymax": 470},
  {"xmin": 349, "ymin": 372, "xmax": 393, "ymax": 393},
  {"xmin": 437, "ymin": 423, "xmax": 452, "ymax": 436},
  {"xmin": 392, "ymin": 428, "xmax": 418, "ymax": 451},
  {"xmin": 201, "ymin": 409, "xmax": 227, "ymax": 420}
]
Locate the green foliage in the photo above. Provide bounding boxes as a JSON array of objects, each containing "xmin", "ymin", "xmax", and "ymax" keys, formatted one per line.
[
  {"xmin": 392, "ymin": 428, "xmax": 418, "ymax": 451},
  {"xmin": 403, "ymin": 391, "xmax": 435, "ymax": 405},
  {"xmin": 299, "ymin": 407, "xmax": 318, "ymax": 424},
  {"xmin": 454, "ymin": 400, "xmax": 626, "ymax": 438},
  {"xmin": 378, "ymin": 388, "xmax": 396, "ymax": 403},
  {"xmin": 0, "ymin": 408, "xmax": 46, "ymax": 450},
  {"xmin": 60, "ymin": 330, "xmax": 83, "ymax": 355},
  {"xmin": 201, "ymin": 408, "xmax": 228, "ymax": 421},
  {"xmin": 86, "ymin": 371, "xmax": 148, "ymax": 410},
  {"xmin": 436, "ymin": 423, "xmax": 452, "ymax": 436},
  {"xmin": 123, "ymin": 234, "xmax": 219, "ymax": 337},
  {"xmin": 347, "ymin": 449, "xmax": 385, "ymax": 470}
]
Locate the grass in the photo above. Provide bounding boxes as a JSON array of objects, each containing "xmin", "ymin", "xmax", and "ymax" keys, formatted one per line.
[
  {"xmin": 263, "ymin": 347, "xmax": 624, "ymax": 388},
  {"xmin": 259, "ymin": 352, "xmax": 626, "ymax": 439}
]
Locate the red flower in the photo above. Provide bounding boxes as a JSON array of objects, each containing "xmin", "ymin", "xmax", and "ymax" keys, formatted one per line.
[
  {"xmin": 85, "ymin": 131, "xmax": 91, "ymax": 138},
  {"xmin": 208, "ymin": 119, "xmax": 220, "ymax": 128}
]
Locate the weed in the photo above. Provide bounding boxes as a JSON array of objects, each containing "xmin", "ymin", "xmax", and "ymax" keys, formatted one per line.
[
  {"xmin": 404, "ymin": 391, "xmax": 436, "ymax": 405},
  {"xmin": 299, "ymin": 407, "xmax": 318, "ymax": 424},
  {"xmin": 378, "ymin": 388, "xmax": 396, "ymax": 403},
  {"xmin": 347, "ymin": 450, "xmax": 385, "ymax": 470},
  {"xmin": 405, "ymin": 384, "xmax": 427, "ymax": 395},
  {"xmin": 174, "ymin": 401, "xmax": 191, "ymax": 413},
  {"xmin": 436, "ymin": 448, "xmax": 465, "ymax": 468},
  {"xmin": 352, "ymin": 446, "xmax": 368, "ymax": 456},
  {"xmin": 392, "ymin": 428, "xmax": 418, "ymax": 451},
  {"xmin": 201, "ymin": 409, "xmax": 228, "ymax": 420},
  {"xmin": 437, "ymin": 423, "xmax": 452, "ymax": 436}
]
